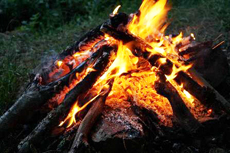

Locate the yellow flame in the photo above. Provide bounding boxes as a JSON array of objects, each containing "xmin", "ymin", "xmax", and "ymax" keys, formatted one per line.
[
  {"xmin": 59, "ymin": 94, "xmax": 99, "ymax": 128},
  {"xmin": 56, "ymin": 60, "xmax": 63, "ymax": 67},
  {"xmin": 98, "ymin": 41, "xmax": 138, "ymax": 82},
  {"xmin": 165, "ymin": 64, "xmax": 192, "ymax": 81},
  {"xmin": 128, "ymin": 0, "xmax": 168, "ymax": 39},
  {"xmin": 55, "ymin": 0, "xmax": 211, "ymax": 127},
  {"xmin": 112, "ymin": 5, "xmax": 121, "ymax": 15}
]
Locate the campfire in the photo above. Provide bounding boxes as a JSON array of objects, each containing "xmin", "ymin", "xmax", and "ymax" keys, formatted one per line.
[{"xmin": 1, "ymin": 0, "xmax": 230, "ymax": 152}]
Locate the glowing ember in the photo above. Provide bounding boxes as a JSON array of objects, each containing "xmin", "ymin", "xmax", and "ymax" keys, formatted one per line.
[{"xmin": 207, "ymin": 109, "xmax": 213, "ymax": 115}]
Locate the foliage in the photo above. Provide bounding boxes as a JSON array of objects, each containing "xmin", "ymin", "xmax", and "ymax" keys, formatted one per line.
[{"xmin": 0, "ymin": 0, "xmax": 140, "ymax": 33}]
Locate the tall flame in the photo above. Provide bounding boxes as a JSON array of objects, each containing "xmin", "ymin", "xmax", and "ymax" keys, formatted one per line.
[{"xmin": 128, "ymin": 0, "xmax": 169, "ymax": 39}]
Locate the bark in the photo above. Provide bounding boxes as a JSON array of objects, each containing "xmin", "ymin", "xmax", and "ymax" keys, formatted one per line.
[{"xmin": 17, "ymin": 45, "xmax": 115, "ymax": 153}]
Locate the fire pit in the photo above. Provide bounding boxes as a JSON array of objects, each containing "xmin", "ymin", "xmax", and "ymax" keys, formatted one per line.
[{"xmin": 1, "ymin": 0, "xmax": 230, "ymax": 152}]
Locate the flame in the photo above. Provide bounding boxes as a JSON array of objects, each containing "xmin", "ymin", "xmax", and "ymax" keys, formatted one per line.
[
  {"xmin": 98, "ymin": 41, "xmax": 138, "ymax": 82},
  {"xmin": 59, "ymin": 96, "xmax": 96, "ymax": 128},
  {"xmin": 128, "ymin": 0, "xmax": 169, "ymax": 39},
  {"xmin": 56, "ymin": 60, "xmax": 63, "ymax": 67},
  {"xmin": 207, "ymin": 109, "xmax": 213, "ymax": 115},
  {"xmin": 165, "ymin": 64, "xmax": 192, "ymax": 81},
  {"xmin": 112, "ymin": 5, "xmax": 121, "ymax": 15}
]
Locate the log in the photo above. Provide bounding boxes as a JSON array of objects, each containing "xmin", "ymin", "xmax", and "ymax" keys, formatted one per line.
[
  {"xmin": 68, "ymin": 79, "xmax": 114, "ymax": 153},
  {"xmin": 0, "ymin": 45, "xmax": 104, "ymax": 139},
  {"xmin": 155, "ymin": 73, "xmax": 201, "ymax": 133},
  {"xmin": 17, "ymin": 45, "xmax": 115, "ymax": 153}
]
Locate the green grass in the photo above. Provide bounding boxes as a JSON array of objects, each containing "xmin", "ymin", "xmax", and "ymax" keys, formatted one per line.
[
  {"xmin": 0, "ymin": 0, "xmax": 230, "ymax": 114},
  {"xmin": 167, "ymin": 0, "xmax": 230, "ymax": 46}
]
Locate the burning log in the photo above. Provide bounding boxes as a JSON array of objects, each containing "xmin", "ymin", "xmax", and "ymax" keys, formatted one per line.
[
  {"xmin": 155, "ymin": 73, "xmax": 201, "ymax": 133},
  {"xmin": 18, "ymin": 45, "xmax": 115, "ymax": 153},
  {"xmin": 69, "ymin": 79, "xmax": 114, "ymax": 153}
]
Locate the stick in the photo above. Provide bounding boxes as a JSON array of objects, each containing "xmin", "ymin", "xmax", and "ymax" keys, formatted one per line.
[
  {"xmin": 17, "ymin": 45, "xmax": 115, "ymax": 153},
  {"xmin": 68, "ymin": 79, "xmax": 114, "ymax": 153}
]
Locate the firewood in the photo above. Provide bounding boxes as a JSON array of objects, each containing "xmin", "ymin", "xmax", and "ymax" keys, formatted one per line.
[
  {"xmin": 58, "ymin": 24, "xmax": 104, "ymax": 59},
  {"xmin": 155, "ymin": 73, "xmax": 201, "ymax": 133},
  {"xmin": 100, "ymin": 23, "xmax": 152, "ymax": 57},
  {"xmin": 17, "ymin": 45, "xmax": 115, "ymax": 153},
  {"xmin": 68, "ymin": 79, "xmax": 114, "ymax": 153},
  {"xmin": 0, "ymin": 45, "xmax": 105, "ymax": 139}
]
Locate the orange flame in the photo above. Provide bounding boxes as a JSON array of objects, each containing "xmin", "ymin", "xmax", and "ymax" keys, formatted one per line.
[{"xmin": 59, "ymin": 93, "xmax": 100, "ymax": 128}]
